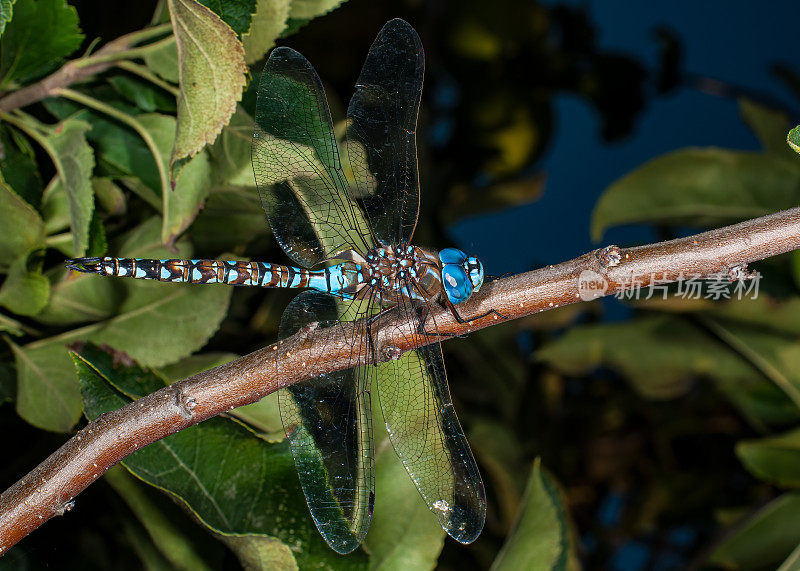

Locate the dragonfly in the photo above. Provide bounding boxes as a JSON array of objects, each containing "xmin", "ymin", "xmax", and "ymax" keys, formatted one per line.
[{"xmin": 67, "ymin": 18, "xmax": 492, "ymax": 554}]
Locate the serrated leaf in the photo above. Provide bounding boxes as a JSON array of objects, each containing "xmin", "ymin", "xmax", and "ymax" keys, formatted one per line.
[
  {"xmin": 0, "ymin": 178, "xmax": 45, "ymax": 266},
  {"xmin": 739, "ymin": 98, "xmax": 793, "ymax": 157},
  {"xmin": 591, "ymin": 149, "xmax": 800, "ymax": 241},
  {"xmin": 0, "ymin": 253, "xmax": 49, "ymax": 316},
  {"xmin": 197, "ymin": 0, "xmax": 256, "ymax": 37},
  {"xmin": 492, "ymin": 458, "xmax": 579, "ymax": 571},
  {"xmin": 707, "ymin": 493, "xmax": 800, "ymax": 569},
  {"xmin": 0, "ymin": 0, "xmax": 14, "ymax": 38},
  {"xmin": 74, "ymin": 346, "xmax": 368, "ymax": 569},
  {"xmin": 46, "ymin": 119, "xmax": 95, "ymax": 256},
  {"xmin": 282, "ymin": 0, "xmax": 346, "ymax": 36},
  {"xmin": 167, "ymin": 0, "xmax": 247, "ymax": 179},
  {"xmin": 737, "ymin": 427, "xmax": 800, "ymax": 488},
  {"xmin": 11, "ymin": 339, "xmax": 82, "ymax": 431},
  {"xmin": 242, "ymin": 0, "xmax": 290, "ymax": 64},
  {"xmin": 133, "ymin": 113, "xmax": 212, "ymax": 245},
  {"xmin": 0, "ymin": 0, "xmax": 83, "ymax": 88}
]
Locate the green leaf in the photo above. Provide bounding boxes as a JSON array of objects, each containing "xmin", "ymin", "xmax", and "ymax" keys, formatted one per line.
[
  {"xmin": 136, "ymin": 113, "xmax": 213, "ymax": 246},
  {"xmin": 144, "ymin": 38, "xmax": 180, "ymax": 84},
  {"xmin": 217, "ymin": 535, "xmax": 297, "ymax": 570},
  {"xmin": 737, "ymin": 427, "xmax": 800, "ymax": 487},
  {"xmin": 789, "ymin": 125, "xmax": 800, "ymax": 156},
  {"xmin": 739, "ymin": 98, "xmax": 793, "ymax": 157},
  {"xmin": 707, "ymin": 493, "xmax": 800, "ymax": 569},
  {"xmin": 46, "ymin": 119, "xmax": 96, "ymax": 257},
  {"xmin": 35, "ymin": 265, "xmax": 121, "ymax": 325},
  {"xmin": 74, "ymin": 347, "xmax": 368, "ymax": 569},
  {"xmin": 0, "ymin": 0, "xmax": 14, "ymax": 38},
  {"xmin": 0, "ymin": 0, "xmax": 83, "ymax": 88},
  {"xmin": 41, "ymin": 178, "xmax": 70, "ymax": 234},
  {"xmin": 92, "ymin": 177, "xmax": 126, "ymax": 216},
  {"xmin": 0, "ymin": 253, "xmax": 49, "ymax": 316},
  {"xmin": 364, "ymin": 440, "xmax": 445, "ymax": 570},
  {"xmin": 167, "ymin": 0, "xmax": 247, "ymax": 180},
  {"xmin": 209, "ymin": 106, "xmax": 255, "ymax": 187},
  {"xmin": 242, "ymin": 0, "xmax": 290, "ymax": 64},
  {"xmin": 11, "ymin": 339, "xmax": 82, "ymax": 431},
  {"xmin": 591, "ymin": 149, "xmax": 800, "ymax": 241},
  {"xmin": 190, "ymin": 187, "xmax": 266, "ymax": 252},
  {"xmin": 104, "ymin": 466, "xmax": 214, "ymax": 571},
  {"xmin": 778, "ymin": 541, "xmax": 800, "ymax": 571},
  {"xmin": 108, "ymin": 75, "xmax": 177, "ymax": 114},
  {"xmin": 197, "ymin": 0, "xmax": 256, "ymax": 37},
  {"xmin": 0, "ymin": 177, "xmax": 45, "ymax": 266},
  {"xmin": 0, "ymin": 124, "xmax": 43, "ymax": 207},
  {"xmin": 282, "ymin": 0, "xmax": 347, "ymax": 37},
  {"xmin": 492, "ymin": 458, "xmax": 579, "ymax": 571}
]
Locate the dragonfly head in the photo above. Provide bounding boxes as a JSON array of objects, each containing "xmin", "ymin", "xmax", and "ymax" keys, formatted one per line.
[{"xmin": 439, "ymin": 248, "xmax": 484, "ymax": 305}]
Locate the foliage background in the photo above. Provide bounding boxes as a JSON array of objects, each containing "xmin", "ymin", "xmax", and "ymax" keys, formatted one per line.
[{"xmin": 1, "ymin": 0, "xmax": 800, "ymax": 569}]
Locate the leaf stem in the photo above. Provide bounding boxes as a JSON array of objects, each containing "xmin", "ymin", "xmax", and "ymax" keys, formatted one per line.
[
  {"xmin": 54, "ymin": 88, "xmax": 169, "ymax": 202},
  {"xmin": 116, "ymin": 60, "xmax": 179, "ymax": 97}
]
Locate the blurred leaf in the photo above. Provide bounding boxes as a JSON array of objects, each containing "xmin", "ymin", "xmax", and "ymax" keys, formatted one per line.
[
  {"xmin": 448, "ymin": 19, "xmax": 502, "ymax": 60},
  {"xmin": 0, "ymin": 312, "xmax": 24, "ymax": 335},
  {"xmin": 0, "ymin": 0, "xmax": 13, "ymax": 38},
  {"xmin": 0, "ymin": 253, "xmax": 49, "ymax": 316},
  {"xmin": 282, "ymin": 0, "xmax": 347, "ymax": 36},
  {"xmin": 445, "ymin": 172, "xmax": 545, "ymax": 222},
  {"xmin": 46, "ymin": 118, "xmax": 95, "ymax": 257},
  {"xmin": 242, "ymin": 0, "xmax": 290, "ymax": 64},
  {"xmin": 0, "ymin": 124, "xmax": 43, "ymax": 207},
  {"xmin": 778, "ymin": 542, "xmax": 800, "ymax": 571},
  {"xmin": 108, "ymin": 75, "xmax": 177, "ymax": 114},
  {"xmin": 707, "ymin": 493, "xmax": 800, "ymax": 570},
  {"xmin": 104, "ymin": 466, "xmax": 214, "ymax": 571},
  {"xmin": 41, "ymin": 178, "xmax": 69, "ymax": 234},
  {"xmin": 167, "ymin": 0, "xmax": 247, "ymax": 180},
  {"xmin": 191, "ymin": 186, "xmax": 266, "ymax": 252},
  {"xmin": 157, "ymin": 351, "xmax": 238, "ymax": 381},
  {"xmin": 86, "ymin": 210, "xmax": 107, "ymax": 257},
  {"xmin": 75, "ymin": 346, "xmax": 367, "ymax": 569},
  {"xmin": 197, "ymin": 0, "xmax": 255, "ymax": 37},
  {"xmin": 491, "ymin": 458, "xmax": 579, "ymax": 571},
  {"xmin": 135, "ymin": 113, "xmax": 212, "ymax": 245},
  {"xmin": 92, "ymin": 177, "xmax": 126, "ymax": 216},
  {"xmin": 35, "ymin": 266, "xmax": 122, "ymax": 325},
  {"xmin": 0, "ymin": 0, "xmax": 83, "ymax": 88},
  {"xmin": 209, "ymin": 106, "xmax": 255, "ymax": 186},
  {"xmin": 143, "ymin": 38, "xmax": 179, "ymax": 84},
  {"xmin": 0, "ymin": 178, "xmax": 45, "ymax": 266},
  {"xmin": 737, "ymin": 427, "xmax": 800, "ymax": 488},
  {"xmin": 591, "ymin": 149, "xmax": 800, "ymax": 241},
  {"xmin": 217, "ymin": 534, "xmax": 297, "ymax": 570},
  {"xmin": 10, "ymin": 339, "xmax": 81, "ymax": 431},
  {"xmin": 364, "ymin": 435, "xmax": 445, "ymax": 570},
  {"xmin": 739, "ymin": 98, "xmax": 793, "ymax": 157}
]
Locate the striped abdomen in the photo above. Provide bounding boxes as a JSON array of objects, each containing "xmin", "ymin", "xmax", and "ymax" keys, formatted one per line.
[{"xmin": 66, "ymin": 257, "xmax": 360, "ymax": 293}]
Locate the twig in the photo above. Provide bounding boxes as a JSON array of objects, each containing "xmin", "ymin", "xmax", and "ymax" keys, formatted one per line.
[
  {"xmin": 2, "ymin": 207, "xmax": 800, "ymax": 553},
  {"xmin": 0, "ymin": 23, "xmax": 173, "ymax": 113}
]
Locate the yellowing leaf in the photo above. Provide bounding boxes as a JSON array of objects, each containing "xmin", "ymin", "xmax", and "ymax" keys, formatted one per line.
[
  {"xmin": 242, "ymin": 0, "xmax": 290, "ymax": 64},
  {"xmin": 167, "ymin": 0, "xmax": 247, "ymax": 179}
]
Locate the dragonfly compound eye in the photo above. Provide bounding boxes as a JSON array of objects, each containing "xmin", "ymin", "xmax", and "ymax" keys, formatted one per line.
[{"xmin": 442, "ymin": 264, "xmax": 473, "ymax": 304}]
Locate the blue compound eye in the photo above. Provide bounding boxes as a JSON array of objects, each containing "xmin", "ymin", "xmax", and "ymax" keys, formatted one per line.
[
  {"xmin": 439, "ymin": 248, "xmax": 467, "ymax": 266},
  {"xmin": 442, "ymin": 264, "xmax": 473, "ymax": 304}
]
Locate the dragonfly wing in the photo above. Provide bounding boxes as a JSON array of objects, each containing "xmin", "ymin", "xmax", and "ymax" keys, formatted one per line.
[
  {"xmin": 346, "ymin": 18, "xmax": 424, "ymax": 247},
  {"xmin": 253, "ymin": 47, "xmax": 373, "ymax": 268},
  {"xmin": 376, "ymin": 299, "xmax": 486, "ymax": 543},
  {"xmin": 278, "ymin": 291, "xmax": 376, "ymax": 554}
]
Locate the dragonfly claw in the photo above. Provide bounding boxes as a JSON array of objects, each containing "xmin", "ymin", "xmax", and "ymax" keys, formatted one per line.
[{"xmin": 66, "ymin": 257, "xmax": 103, "ymax": 273}]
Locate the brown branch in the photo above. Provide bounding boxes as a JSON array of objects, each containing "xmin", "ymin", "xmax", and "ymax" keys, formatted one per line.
[
  {"xmin": 0, "ymin": 24, "xmax": 172, "ymax": 113},
  {"xmin": 2, "ymin": 207, "xmax": 800, "ymax": 553}
]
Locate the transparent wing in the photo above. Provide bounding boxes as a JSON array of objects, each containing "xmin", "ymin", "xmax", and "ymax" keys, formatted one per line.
[
  {"xmin": 346, "ymin": 18, "xmax": 424, "ymax": 247},
  {"xmin": 253, "ymin": 47, "xmax": 373, "ymax": 268},
  {"xmin": 376, "ymin": 293, "xmax": 486, "ymax": 543},
  {"xmin": 278, "ymin": 290, "xmax": 376, "ymax": 554}
]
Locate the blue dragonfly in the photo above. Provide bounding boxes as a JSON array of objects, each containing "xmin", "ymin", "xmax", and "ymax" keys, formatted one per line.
[{"xmin": 67, "ymin": 19, "xmax": 490, "ymax": 553}]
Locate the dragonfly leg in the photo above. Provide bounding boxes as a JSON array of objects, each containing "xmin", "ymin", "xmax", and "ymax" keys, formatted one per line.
[{"xmin": 446, "ymin": 298, "xmax": 507, "ymax": 325}]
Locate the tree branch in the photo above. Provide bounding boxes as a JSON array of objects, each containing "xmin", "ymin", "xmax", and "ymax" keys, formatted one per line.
[{"xmin": 2, "ymin": 207, "xmax": 800, "ymax": 554}]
